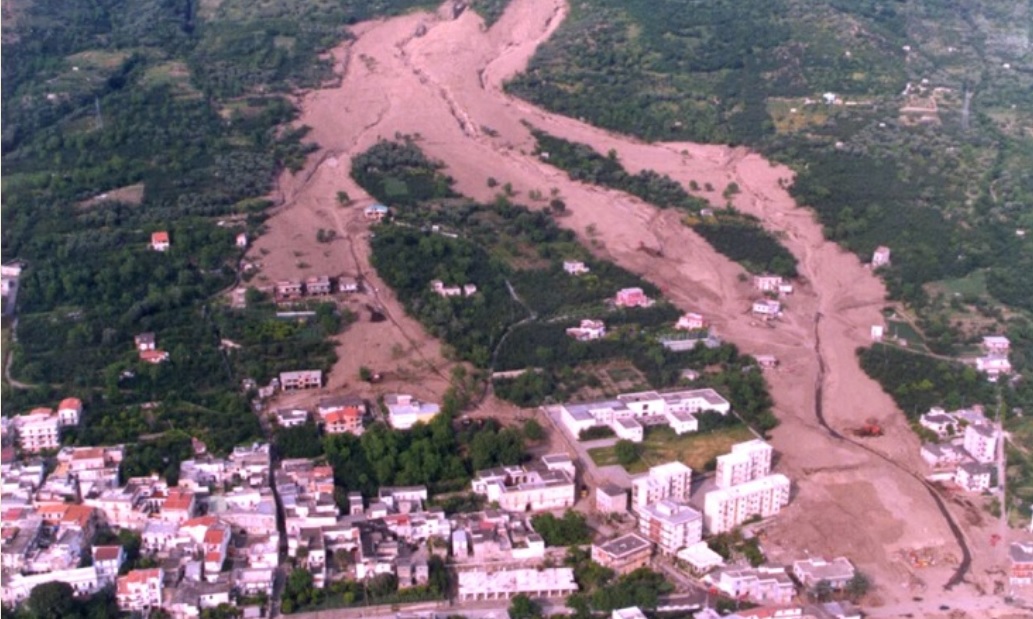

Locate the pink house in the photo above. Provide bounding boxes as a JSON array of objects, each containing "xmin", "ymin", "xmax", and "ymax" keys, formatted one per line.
[
  {"xmin": 675, "ymin": 313, "xmax": 706, "ymax": 331},
  {"xmin": 615, "ymin": 287, "xmax": 653, "ymax": 308}
]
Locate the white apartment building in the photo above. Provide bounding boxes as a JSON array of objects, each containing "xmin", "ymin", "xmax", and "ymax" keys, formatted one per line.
[
  {"xmin": 471, "ymin": 455, "xmax": 576, "ymax": 512},
  {"xmin": 703, "ymin": 474, "xmax": 791, "ymax": 534},
  {"xmin": 116, "ymin": 568, "xmax": 164, "ymax": 613},
  {"xmin": 631, "ymin": 462, "xmax": 692, "ymax": 512},
  {"xmin": 638, "ymin": 500, "xmax": 703, "ymax": 554},
  {"xmin": 456, "ymin": 568, "xmax": 578, "ymax": 602},
  {"xmin": 2, "ymin": 567, "xmax": 104, "ymax": 604},
  {"xmin": 792, "ymin": 557, "xmax": 856, "ymax": 589},
  {"xmin": 963, "ymin": 423, "xmax": 998, "ymax": 464},
  {"xmin": 14, "ymin": 409, "xmax": 61, "ymax": 452},
  {"xmin": 385, "ymin": 394, "xmax": 441, "ymax": 430},
  {"xmin": 706, "ymin": 564, "xmax": 796, "ymax": 605},
  {"xmin": 715, "ymin": 439, "xmax": 773, "ymax": 489}
]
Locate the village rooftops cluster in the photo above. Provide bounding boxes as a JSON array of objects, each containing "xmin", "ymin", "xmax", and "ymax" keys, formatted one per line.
[
  {"xmin": 918, "ymin": 405, "xmax": 999, "ymax": 492},
  {"xmin": 561, "ymin": 387, "xmax": 731, "ymax": 443},
  {"xmin": 975, "ymin": 334, "xmax": 1012, "ymax": 382}
]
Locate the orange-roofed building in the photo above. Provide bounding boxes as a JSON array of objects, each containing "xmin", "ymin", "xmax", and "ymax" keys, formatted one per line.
[
  {"xmin": 202, "ymin": 525, "xmax": 231, "ymax": 581},
  {"xmin": 139, "ymin": 349, "xmax": 170, "ymax": 364},
  {"xmin": 151, "ymin": 231, "xmax": 170, "ymax": 252},
  {"xmin": 324, "ymin": 407, "xmax": 363, "ymax": 435},
  {"xmin": 160, "ymin": 488, "xmax": 195, "ymax": 524},
  {"xmin": 117, "ymin": 568, "xmax": 164, "ymax": 612},
  {"xmin": 57, "ymin": 398, "xmax": 83, "ymax": 427}
]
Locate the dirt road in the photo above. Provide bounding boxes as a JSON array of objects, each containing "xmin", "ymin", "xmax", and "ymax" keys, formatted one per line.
[{"xmin": 254, "ymin": 0, "xmax": 1007, "ymax": 606}]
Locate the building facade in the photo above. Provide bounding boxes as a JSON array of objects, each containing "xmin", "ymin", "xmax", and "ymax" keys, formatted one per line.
[{"xmin": 703, "ymin": 474, "xmax": 791, "ymax": 534}]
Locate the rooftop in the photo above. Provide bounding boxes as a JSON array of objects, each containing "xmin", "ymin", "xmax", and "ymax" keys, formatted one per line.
[{"xmin": 595, "ymin": 532, "xmax": 652, "ymax": 558}]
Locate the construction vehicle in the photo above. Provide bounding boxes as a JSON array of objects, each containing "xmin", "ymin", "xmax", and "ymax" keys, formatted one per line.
[{"xmin": 852, "ymin": 417, "xmax": 884, "ymax": 438}]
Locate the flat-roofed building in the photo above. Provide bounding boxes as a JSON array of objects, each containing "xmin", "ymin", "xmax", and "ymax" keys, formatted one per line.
[
  {"xmin": 704, "ymin": 474, "xmax": 791, "ymax": 534},
  {"xmin": 15, "ymin": 409, "xmax": 61, "ymax": 452},
  {"xmin": 955, "ymin": 461, "xmax": 993, "ymax": 492},
  {"xmin": 792, "ymin": 556, "xmax": 856, "ymax": 590},
  {"xmin": 631, "ymin": 461, "xmax": 692, "ymax": 513},
  {"xmin": 963, "ymin": 423, "xmax": 997, "ymax": 464},
  {"xmin": 612, "ymin": 608, "xmax": 648, "ymax": 619},
  {"xmin": 1010, "ymin": 542, "xmax": 1033, "ymax": 586},
  {"xmin": 596, "ymin": 484, "xmax": 628, "ymax": 514},
  {"xmin": 280, "ymin": 369, "xmax": 322, "ymax": 391},
  {"xmin": 456, "ymin": 568, "xmax": 578, "ymax": 602},
  {"xmin": 676, "ymin": 541, "xmax": 725, "ymax": 575},
  {"xmin": 715, "ymin": 440, "xmax": 773, "ymax": 489},
  {"xmin": 705, "ymin": 564, "xmax": 796, "ymax": 605},
  {"xmin": 638, "ymin": 500, "xmax": 703, "ymax": 554},
  {"xmin": 591, "ymin": 533, "xmax": 653, "ymax": 575},
  {"xmin": 471, "ymin": 455, "xmax": 576, "ymax": 512},
  {"xmin": 385, "ymin": 394, "xmax": 440, "ymax": 430}
]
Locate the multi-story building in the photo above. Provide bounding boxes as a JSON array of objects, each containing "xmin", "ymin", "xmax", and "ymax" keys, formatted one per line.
[
  {"xmin": 471, "ymin": 455, "xmax": 576, "ymax": 512},
  {"xmin": 631, "ymin": 462, "xmax": 692, "ymax": 513},
  {"xmin": 955, "ymin": 461, "xmax": 993, "ymax": 492},
  {"xmin": 792, "ymin": 557, "xmax": 856, "ymax": 589},
  {"xmin": 456, "ymin": 568, "xmax": 578, "ymax": 602},
  {"xmin": 963, "ymin": 423, "xmax": 997, "ymax": 464},
  {"xmin": 596, "ymin": 484, "xmax": 628, "ymax": 514},
  {"xmin": 638, "ymin": 500, "xmax": 703, "ymax": 554},
  {"xmin": 14, "ymin": 409, "xmax": 61, "ymax": 452},
  {"xmin": 715, "ymin": 440, "xmax": 773, "ymax": 489},
  {"xmin": 325, "ymin": 408, "xmax": 364, "ymax": 435},
  {"xmin": 561, "ymin": 388, "xmax": 731, "ymax": 443},
  {"xmin": 57, "ymin": 398, "xmax": 83, "ymax": 427},
  {"xmin": 116, "ymin": 568, "xmax": 164, "ymax": 613},
  {"xmin": 1010, "ymin": 542, "xmax": 1033, "ymax": 586},
  {"xmin": 591, "ymin": 533, "xmax": 653, "ymax": 575},
  {"xmin": 703, "ymin": 474, "xmax": 791, "ymax": 534},
  {"xmin": 279, "ymin": 370, "xmax": 323, "ymax": 391}
]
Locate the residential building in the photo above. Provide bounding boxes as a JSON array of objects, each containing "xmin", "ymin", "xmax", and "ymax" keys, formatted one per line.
[
  {"xmin": 274, "ymin": 408, "xmax": 309, "ymax": 428},
  {"xmin": 676, "ymin": 541, "xmax": 725, "ymax": 575},
  {"xmin": 15, "ymin": 409, "xmax": 61, "ymax": 452},
  {"xmin": 306, "ymin": 275, "xmax": 333, "ymax": 295},
  {"xmin": 339, "ymin": 277, "xmax": 360, "ymax": 293},
  {"xmin": 753, "ymin": 275, "xmax": 783, "ymax": 292},
  {"xmin": 976, "ymin": 355, "xmax": 1012, "ymax": 381},
  {"xmin": 456, "ymin": 568, "xmax": 578, "ymax": 602},
  {"xmin": 2, "ymin": 567, "xmax": 104, "ymax": 603},
  {"xmin": 792, "ymin": 557, "xmax": 856, "ymax": 589},
  {"xmin": 871, "ymin": 246, "xmax": 891, "ymax": 267},
  {"xmin": 715, "ymin": 440, "xmax": 774, "ymax": 489},
  {"xmin": 963, "ymin": 423, "xmax": 997, "ymax": 464},
  {"xmin": 236, "ymin": 233, "xmax": 248, "ymax": 248},
  {"xmin": 631, "ymin": 462, "xmax": 692, "ymax": 512},
  {"xmin": 140, "ymin": 348, "xmax": 170, "ymax": 364},
  {"xmin": 755, "ymin": 355, "xmax": 778, "ymax": 368},
  {"xmin": 563, "ymin": 261, "xmax": 590, "ymax": 275},
  {"xmin": 871, "ymin": 325, "xmax": 884, "ymax": 341},
  {"xmin": 151, "ymin": 231, "xmax": 170, "ymax": 252},
  {"xmin": 614, "ymin": 287, "xmax": 653, "ymax": 308},
  {"xmin": 591, "ymin": 533, "xmax": 653, "ymax": 575},
  {"xmin": 703, "ymin": 474, "xmax": 791, "ymax": 534},
  {"xmin": 612, "ymin": 608, "xmax": 648, "ymax": 619},
  {"xmin": 159, "ymin": 487, "xmax": 196, "ymax": 523},
  {"xmin": 385, "ymin": 394, "xmax": 440, "ymax": 430},
  {"xmin": 275, "ymin": 280, "xmax": 304, "ymax": 298},
  {"xmin": 955, "ymin": 462, "xmax": 993, "ymax": 492},
  {"xmin": 705, "ymin": 564, "xmax": 796, "ymax": 605},
  {"xmin": 596, "ymin": 484, "xmax": 628, "ymax": 514},
  {"xmin": 919, "ymin": 411, "xmax": 957, "ymax": 439},
  {"xmin": 116, "ymin": 568, "xmax": 164, "ymax": 613},
  {"xmin": 431, "ymin": 280, "xmax": 477, "ymax": 298},
  {"xmin": 325, "ymin": 408, "xmax": 364, "ymax": 435},
  {"xmin": 920, "ymin": 442, "xmax": 966, "ymax": 468},
  {"xmin": 471, "ymin": 455, "xmax": 576, "ymax": 512},
  {"xmin": 364, "ymin": 204, "xmax": 389, "ymax": 221},
  {"xmin": 57, "ymin": 398, "xmax": 83, "ymax": 427},
  {"xmin": 983, "ymin": 335, "xmax": 1010, "ymax": 353},
  {"xmin": 675, "ymin": 313, "xmax": 706, "ymax": 331},
  {"xmin": 92, "ymin": 545, "xmax": 125, "ymax": 582},
  {"xmin": 280, "ymin": 370, "xmax": 322, "ymax": 391},
  {"xmin": 638, "ymin": 500, "xmax": 703, "ymax": 553},
  {"xmin": 1010, "ymin": 541, "xmax": 1033, "ymax": 586},
  {"xmin": 566, "ymin": 319, "xmax": 607, "ymax": 341},
  {"xmin": 752, "ymin": 299, "xmax": 782, "ymax": 318}
]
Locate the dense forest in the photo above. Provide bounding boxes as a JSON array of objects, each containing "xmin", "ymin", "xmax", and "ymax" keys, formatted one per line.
[{"xmin": 0, "ymin": 0, "xmax": 435, "ymax": 452}]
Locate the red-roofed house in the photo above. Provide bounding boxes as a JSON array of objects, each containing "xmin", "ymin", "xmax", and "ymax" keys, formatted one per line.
[
  {"xmin": 117, "ymin": 568, "xmax": 164, "ymax": 612},
  {"xmin": 57, "ymin": 398, "xmax": 83, "ymax": 427},
  {"xmin": 151, "ymin": 231, "xmax": 170, "ymax": 252},
  {"xmin": 324, "ymin": 408, "xmax": 363, "ymax": 435},
  {"xmin": 140, "ymin": 349, "xmax": 170, "ymax": 364},
  {"xmin": 675, "ymin": 313, "xmax": 706, "ymax": 331},
  {"xmin": 202, "ymin": 524, "xmax": 231, "ymax": 581},
  {"xmin": 92, "ymin": 545, "xmax": 125, "ymax": 582},
  {"xmin": 160, "ymin": 488, "xmax": 196, "ymax": 524}
]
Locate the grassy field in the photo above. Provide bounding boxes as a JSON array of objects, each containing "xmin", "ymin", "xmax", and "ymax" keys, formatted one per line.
[
  {"xmin": 588, "ymin": 424, "xmax": 755, "ymax": 473},
  {"xmin": 885, "ymin": 319, "xmax": 929, "ymax": 352}
]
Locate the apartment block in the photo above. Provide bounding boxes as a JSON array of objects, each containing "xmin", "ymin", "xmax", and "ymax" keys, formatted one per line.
[
  {"xmin": 703, "ymin": 474, "xmax": 791, "ymax": 534},
  {"xmin": 631, "ymin": 462, "xmax": 692, "ymax": 513},
  {"xmin": 715, "ymin": 439, "xmax": 773, "ymax": 489},
  {"xmin": 116, "ymin": 568, "xmax": 164, "ymax": 613},
  {"xmin": 638, "ymin": 500, "xmax": 703, "ymax": 554},
  {"xmin": 963, "ymin": 423, "xmax": 997, "ymax": 464},
  {"xmin": 591, "ymin": 533, "xmax": 653, "ymax": 575}
]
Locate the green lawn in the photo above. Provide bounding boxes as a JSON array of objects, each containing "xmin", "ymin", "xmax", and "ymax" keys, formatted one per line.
[
  {"xmin": 885, "ymin": 319, "xmax": 929, "ymax": 352},
  {"xmin": 588, "ymin": 424, "xmax": 755, "ymax": 473}
]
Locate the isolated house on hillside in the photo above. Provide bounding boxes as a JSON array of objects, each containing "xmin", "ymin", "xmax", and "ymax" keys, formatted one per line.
[
  {"xmin": 675, "ymin": 313, "xmax": 706, "ymax": 331},
  {"xmin": 753, "ymin": 275, "xmax": 783, "ymax": 293},
  {"xmin": 615, "ymin": 288, "xmax": 653, "ymax": 308},
  {"xmin": 150, "ymin": 232, "xmax": 170, "ymax": 252},
  {"xmin": 872, "ymin": 246, "xmax": 891, "ymax": 267},
  {"xmin": 364, "ymin": 204, "xmax": 389, "ymax": 221},
  {"xmin": 566, "ymin": 319, "xmax": 606, "ymax": 341},
  {"xmin": 563, "ymin": 261, "xmax": 590, "ymax": 275}
]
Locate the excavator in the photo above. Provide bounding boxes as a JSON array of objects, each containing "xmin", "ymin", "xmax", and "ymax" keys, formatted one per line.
[{"xmin": 852, "ymin": 417, "xmax": 884, "ymax": 438}]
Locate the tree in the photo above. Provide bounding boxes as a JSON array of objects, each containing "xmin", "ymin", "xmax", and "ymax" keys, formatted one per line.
[
  {"xmin": 845, "ymin": 571, "xmax": 871, "ymax": 600},
  {"xmin": 359, "ymin": 366, "xmax": 374, "ymax": 382},
  {"xmin": 27, "ymin": 582, "xmax": 76, "ymax": 619},
  {"xmin": 522, "ymin": 418, "xmax": 545, "ymax": 441},
  {"xmin": 509, "ymin": 594, "xmax": 542, "ymax": 619},
  {"xmin": 614, "ymin": 439, "xmax": 640, "ymax": 467},
  {"xmin": 336, "ymin": 190, "xmax": 351, "ymax": 206},
  {"xmin": 549, "ymin": 198, "xmax": 567, "ymax": 213},
  {"xmin": 810, "ymin": 579, "xmax": 833, "ymax": 602}
]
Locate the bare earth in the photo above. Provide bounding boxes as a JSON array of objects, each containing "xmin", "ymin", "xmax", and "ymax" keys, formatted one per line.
[{"xmin": 252, "ymin": 0, "xmax": 1012, "ymax": 610}]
